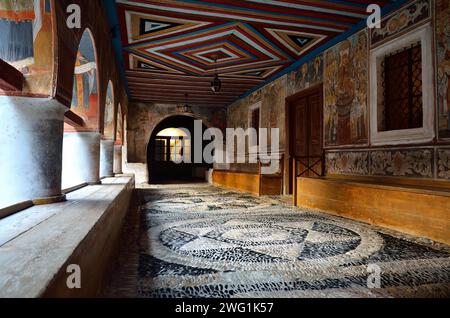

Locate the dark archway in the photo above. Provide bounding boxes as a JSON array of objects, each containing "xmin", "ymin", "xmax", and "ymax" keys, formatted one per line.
[{"xmin": 147, "ymin": 115, "xmax": 211, "ymax": 183}]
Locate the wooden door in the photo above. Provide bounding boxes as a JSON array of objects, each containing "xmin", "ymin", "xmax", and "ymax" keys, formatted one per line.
[{"xmin": 288, "ymin": 86, "xmax": 323, "ymax": 193}]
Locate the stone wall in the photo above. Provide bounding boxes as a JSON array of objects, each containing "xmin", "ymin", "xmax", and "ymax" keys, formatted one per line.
[{"xmin": 126, "ymin": 102, "xmax": 227, "ymax": 163}]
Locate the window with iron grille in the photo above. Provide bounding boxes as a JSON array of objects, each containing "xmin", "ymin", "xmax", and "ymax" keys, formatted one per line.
[{"xmin": 381, "ymin": 43, "xmax": 423, "ymax": 131}]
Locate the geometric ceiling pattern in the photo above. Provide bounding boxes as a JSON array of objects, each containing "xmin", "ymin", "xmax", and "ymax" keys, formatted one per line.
[{"xmin": 115, "ymin": 0, "xmax": 393, "ymax": 107}]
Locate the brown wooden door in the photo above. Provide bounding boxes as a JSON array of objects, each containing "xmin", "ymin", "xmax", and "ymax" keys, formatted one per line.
[{"xmin": 289, "ymin": 86, "xmax": 323, "ymax": 193}]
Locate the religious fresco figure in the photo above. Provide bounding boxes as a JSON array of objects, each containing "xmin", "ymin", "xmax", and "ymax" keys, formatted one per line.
[
  {"xmin": 352, "ymin": 33, "xmax": 368, "ymax": 142},
  {"xmin": 286, "ymin": 55, "xmax": 323, "ymax": 96},
  {"xmin": 335, "ymin": 40, "xmax": 355, "ymax": 145},
  {"xmin": 312, "ymin": 56, "xmax": 322, "ymax": 83},
  {"xmin": 0, "ymin": 0, "xmax": 53, "ymax": 95},
  {"xmin": 324, "ymin": 31, "xmax": 368, "ymax": 147},
  {"xmin": 104, "ymin": 85, "xmax": 115, "ymax": 138},
  {"xmin": 70, "ymin": 31, "xmax": 99, "ymax": 131},
  {"xmin": 436, "ymin": 0, "xmax": 450, "ymax": 138},
  {"xmin": 324, "ymin": 50, "xmax": 338, "ymax": 145},
  {"xmin": 116, "ymin": 107, "xmax": 123, "ymax": 144},
  {"xmin": 264, "ymin": 78, "xmax": 283, "ymax": 130},
  {"xmin": 72, "ymin": 52, "xmax": 96, "ymax": 110},
  {"xmin": 0, "ymin": 0, "xmax": 35, "ymax": 64}
]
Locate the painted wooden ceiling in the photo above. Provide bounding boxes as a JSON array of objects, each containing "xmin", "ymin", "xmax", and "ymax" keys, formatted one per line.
[{"xmin": 115, "ymin": 0, "xmax": 394, "ymax": 107}]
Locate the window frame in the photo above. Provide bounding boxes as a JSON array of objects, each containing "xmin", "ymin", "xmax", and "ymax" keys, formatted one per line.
[
  {"xmin": 369, "ymin": 23, "xmax": 434, "ymax": 146},
  {"xmin": 248, "ymin": 101, "xmax": 262, "ymax": 145},
  {"xmin": 382, "ymin": 42, "xmax": 423, "ymax": 131}
]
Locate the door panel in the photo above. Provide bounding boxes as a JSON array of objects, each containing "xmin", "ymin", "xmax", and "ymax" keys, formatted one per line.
[
  {"xmin": 289, "ymin": 86, "xmax": 323, "ymax": 185},
  {"xmin": 308, "ymin": 93, "xmax": 322, "ymax": 158},
  {"xmin": 292, "ymin": 98, "xmax": 308, "ymax": 158}
]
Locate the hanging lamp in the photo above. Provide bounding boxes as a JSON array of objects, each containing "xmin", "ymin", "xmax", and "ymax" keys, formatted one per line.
[{"xmin": 210, "ymin": 56, "xmax": 222, "ymax": 93}]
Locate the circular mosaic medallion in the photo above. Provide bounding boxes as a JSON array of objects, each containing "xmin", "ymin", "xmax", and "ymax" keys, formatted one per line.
[{"xmin": 147, "ymin": 213, "xmax": 383, "ymax": 271}]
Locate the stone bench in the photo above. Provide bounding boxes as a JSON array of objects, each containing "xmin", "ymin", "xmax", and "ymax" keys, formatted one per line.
[{"xmin": 0, "ymin": 176, "xmax": 135, "ymax": 297}]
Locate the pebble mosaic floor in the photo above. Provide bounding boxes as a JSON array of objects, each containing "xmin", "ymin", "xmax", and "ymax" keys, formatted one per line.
[{"xmin": 104, "ymin": 183, "xmax": 450, "ymax": 298}]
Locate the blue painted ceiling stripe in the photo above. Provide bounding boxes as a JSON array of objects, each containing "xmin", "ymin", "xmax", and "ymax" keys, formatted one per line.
[
  {"xmin": 174, "ymin": 0, "xmax": 355, "ymax": 26},
  {"xmin": 244, "ymin": 0, "xmax": 367, "ymax": 16},
  {"xmin": 102, "ymin": 0, "xmax": 130, "ymax": 96}
]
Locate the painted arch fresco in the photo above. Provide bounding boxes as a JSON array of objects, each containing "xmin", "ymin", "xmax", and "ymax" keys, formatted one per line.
[
  {"xmin": 116, "ymin": 105, "xmax": 124, "ymax": 144},
  {"xmin": 0, "ymin": 0, "xmax": 54, "ymax": 95},
  {"xmin": 71, "ymin": 30, "xmax": 99, "ymax": 130},
  {"xmin": 104, "ymin": 82, "xmax": 115, "ymax": 139}
]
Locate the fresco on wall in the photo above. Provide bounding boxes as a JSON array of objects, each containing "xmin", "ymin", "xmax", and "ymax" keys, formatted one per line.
[
  {"xmin": 324, "ymin": 30, "xmax": 368, "ymax": 147},
  {"xmin": 71, "ymin": 53, "xmax": 96, "ymax": 110},
  {"xmin": 326, "ymin": 148, "xmax": 438, "ymax": 179},
  {"xmin": 227, "ymin": 75, "xmax": 288, "ymax": 154},
  {"xmin": 438, "ymin": 149, "xmax": 450, "ymax": 179},
  {"xmin": 286, "ymin": 55, "xmax": 323, "ymax": 96},
  {"xmin": 104, "ymin": 83, "xmax": 115, "ymax": 139},
  {"xmin": 0, "ymin": 1, "xmax": 35, "ymax": 63},
  {"xmin": 263, "ymin": 76, "xmax": 286, "ymax": 130},
  {"xmin": 227, "ymin": 98, "xmax": 249, "ymax": 129},
  {"xmin": 326, "ymin": 151, "xmax": 369, "ymax": 176},
  {"xmin": 69, "ymin": 30, "xmax": 99, "ymax": 131},
  {"xmin": 261, "ymin": 76, "xmax": 286, "ymax": 151},
  {"xmin": 210, "ymin": 108, "xmax": 227, "ymax": 132},
  {"xmin": 371, "ymin": 149, "xmax": 433, "ymax": 178},
  {"xmin": 116, "ymin": 106, "xmax": 123, "ymax": 144},
  {"xmin": 0, "ymin": 0, "xmax": 53, "ymax": 95},
  {"xmin": 370, "ymin": 0, "xmax": 430, "ymax": 48},
  {"xmin": 248, "ymin": 89, "xmax": 262, "ymax": 106},
  {"xmin": 436, "ymin": 0, "xmax": 450, "ymax": 139},
  {"xmin": 127, "ymin": 103, "xmax": 225, "ymax": 162}
]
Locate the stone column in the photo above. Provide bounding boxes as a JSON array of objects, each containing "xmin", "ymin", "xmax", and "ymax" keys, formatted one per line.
[
  {"xmin": 0, "ymin": 96, "xmax": 67, "ymax": 209},
  {"xmin": 113, "ymin": 145, "xmax": 123, "ymax": 175},
  {"xmin": 100, "ymin": 139, "xmax": 114, "ymax": 178},
  {"xmin": 62, "ymin": 132, "xmax": 101, "ymax": 189}
]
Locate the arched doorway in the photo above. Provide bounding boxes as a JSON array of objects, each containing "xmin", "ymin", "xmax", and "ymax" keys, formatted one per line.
[{"xmin": 147, "ymin": 115, "xmax": 211, "ymax": 183}]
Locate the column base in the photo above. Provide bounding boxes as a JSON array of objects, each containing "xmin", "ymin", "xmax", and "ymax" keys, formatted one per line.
[
  {"xmin": 114, "ymin": 145, "xmax": 123, "ymax": 175},
  {"xmin": 88, "ymin": 181, "xmax": 102, "ymax": 185},
  {"xmin": 0, "ymin": 97, "xmax": 67, "ymax": 209},
  {"xmin": 32, "ymin": 194, "xmax": 67, "ymax": 205},
  {"xmin": 100, "ymin": 139, "xmax": 115, "ymax": 178},
  {"xmin": 101, "ymin": 175, "xmax": 115, "ymax": 179},
  {"xmin": 62, "ymin": 132, "xmax": 101, "ymax": 188}
]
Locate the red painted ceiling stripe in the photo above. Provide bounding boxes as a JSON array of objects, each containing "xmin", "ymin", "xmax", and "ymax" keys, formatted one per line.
[{"xmin": 118, "ymin": 1, "xmax": 350, "ymax": 31}]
